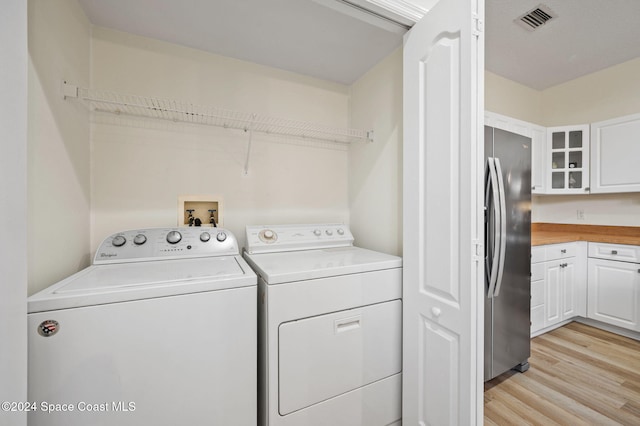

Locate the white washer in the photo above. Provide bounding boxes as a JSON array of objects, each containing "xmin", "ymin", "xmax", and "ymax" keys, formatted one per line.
[
  {"xmin": 243, "ymin": 224, "xmax": 403, "ymax": 426},
  {"xmin": 28, "ymin": 227, "xmax": 256, "ymax": 426}
]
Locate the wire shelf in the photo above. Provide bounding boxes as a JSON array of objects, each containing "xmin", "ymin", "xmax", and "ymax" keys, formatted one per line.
[{"xmin": 71, "ymin": 85, "xmax": 373, "ymax": 144}]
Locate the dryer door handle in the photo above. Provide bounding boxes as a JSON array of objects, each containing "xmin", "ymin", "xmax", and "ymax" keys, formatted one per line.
[{"xmin": 334, "ymin": 316, "xmax": 361, "ymax": 334}]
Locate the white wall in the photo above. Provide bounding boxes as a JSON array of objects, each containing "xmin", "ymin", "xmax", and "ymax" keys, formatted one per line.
[
  {"xmin": 0, "ymin": 0, "xmax": 28, "ymax": 423},
  {"xmin": 349, "ymin": 48, "xmax": 403, "ymax": 255},
  {"xmin": 90, "ymin": 28, "xmax": 351, "ymax": 250},
  {"xmin": 532, "ymin": 193, "xmax": 640, "ymax": 226},
  {"xmin": 28, "ymin": 0, "xmax": 91, "ymax": 295},
  {"xmin": 487, "ymin": 59, "xmax": 640, "ymax": 227},
  {"xmin": 485, "ymin": 71, "xmax": 543, "ymax": 125},
  {"xmin": 542, "ymin": 57, "xmax": 640, "ymax": 126},
  {"xmin": 535, "ymin": 58, "xmax": 640, "ymax": 226}
]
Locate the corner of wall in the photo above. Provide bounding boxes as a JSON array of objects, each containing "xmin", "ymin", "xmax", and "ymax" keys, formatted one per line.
[
  {"xmin": 28, "ymin": 0, "xmax": 92, "ymax": 295},
  {"xmin": 348, "ymin": 47, "xmax": 403, "ymax": 256},
  {"xmin": 1, "ymin": 0, "xmax": 28, "ymax": 420},
  {"xmin": 485, "ymin": 71, "xmax": 543, "ymax": 124}
]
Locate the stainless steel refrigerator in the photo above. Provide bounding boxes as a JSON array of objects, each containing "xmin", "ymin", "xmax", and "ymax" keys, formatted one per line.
[{"xmin": 484, "ymin": 126, "xmax": 532, "ymax": 381}]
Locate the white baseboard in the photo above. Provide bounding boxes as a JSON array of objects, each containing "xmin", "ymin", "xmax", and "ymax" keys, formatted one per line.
[{"xmin": 531, "ymin": 316, "xmax": 640, "ymax": 341}]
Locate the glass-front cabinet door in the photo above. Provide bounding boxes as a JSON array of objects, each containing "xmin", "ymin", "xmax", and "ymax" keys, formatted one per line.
[{"xmin": 546, "ymin": 125, "xmax": 590, "ymax": 194}]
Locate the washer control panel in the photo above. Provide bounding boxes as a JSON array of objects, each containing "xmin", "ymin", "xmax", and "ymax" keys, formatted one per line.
[
  {"xmin": 245, "ymin": 224, "xmax": 353, "ymax": 254},
  {"xmin": 94, "ymin": 227, "xmax": 239, "ymax": 264}
]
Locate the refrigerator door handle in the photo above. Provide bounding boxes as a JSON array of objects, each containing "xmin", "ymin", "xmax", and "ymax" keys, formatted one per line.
[
  {"xmin": 492, "ymin": 157, "xmax": 508, "ymax": 297},
  {"xmin": 485, "ymin": 157, "xmax": 501, "ymax": 298}
]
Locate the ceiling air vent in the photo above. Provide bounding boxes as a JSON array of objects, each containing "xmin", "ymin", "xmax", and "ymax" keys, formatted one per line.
[{"xmin": 515, "ymin": 5, "xmax": 556, "ymax": 31}]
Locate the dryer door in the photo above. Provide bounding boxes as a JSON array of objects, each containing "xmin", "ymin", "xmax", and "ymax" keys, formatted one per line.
[{"xmin": 278, "ymin": 299, "xmax": 401, "ymax": 415}]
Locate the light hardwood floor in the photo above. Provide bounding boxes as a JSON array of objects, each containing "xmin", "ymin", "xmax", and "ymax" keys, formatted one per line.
[{"xmin": 484, "ymin": 322, "xmax": 640, "ymax": 425}]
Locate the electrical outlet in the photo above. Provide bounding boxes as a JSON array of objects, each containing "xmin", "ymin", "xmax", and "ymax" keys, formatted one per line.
[{"xmin": 576, "ymin": 209, "xmax": 585, "ymax": 220}]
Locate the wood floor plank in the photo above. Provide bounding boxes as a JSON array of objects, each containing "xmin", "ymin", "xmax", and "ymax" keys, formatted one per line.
[
  {"xmin": 536, "ymin": 333, "xmax": 640, "ymax": 383},
  {"xmin": 502, "ymin": 368, "xmax": 619, "ymax": 425},
  {"xmin": 486, "ymin": 372, "xmax": 590, "ymax": 425},
  {"xmin": 549, "ymin": 328, "xmax": 640, "ymax": 370},
  {"xmin": 536, "ymin": 349, "xmax": 640, "ymax": 404},
  {"xmin": 568, "ymin": 322, "xmax": 640, "ymax": 350},
  {"xmin": 484, "ymin": 322, "xmax": 640, "ymax": 425}
]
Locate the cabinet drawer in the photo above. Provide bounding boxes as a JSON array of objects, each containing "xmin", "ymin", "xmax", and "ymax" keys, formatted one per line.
[
  {"xmin": 588, "ymin": 242, "xmax": 640, "ymax": 263},
  {"xmin": 531, "ymin": 246, "xmax": 546, "ymax": 264},
  {"xmin": 545, "ymin": 243, "xmax": 576, "ymax": 261},
  {"xmin": 531, "ymin": 262, "xmax": 545, "ymax": 281},
  {"xmin": 531, "ymin": 305, "xmax": 545, "ymax": 334},
  {"xmin": 531, "ymin": 279, "xmax": 544, "ymax": 307}
]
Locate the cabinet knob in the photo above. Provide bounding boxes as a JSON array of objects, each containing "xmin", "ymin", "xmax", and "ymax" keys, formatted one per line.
[
  {"xmin": 431, "ymin": 307, "xmax": 442, "ymax": 317},
  {"xmin": 561, "ymin": 249, "xmax": 567, "ymax": 254},
  {"xmin": 612, "ymin": 250, "xmax": 618, "ymax": 255}
]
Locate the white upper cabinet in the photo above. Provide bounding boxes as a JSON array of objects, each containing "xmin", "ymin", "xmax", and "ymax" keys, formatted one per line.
[
  {"xmin": 546, "ymin": 125, "xmax": 590, "ymax": 194},
  {"xmin": 484, "ymin": 111, "xmax": 546, "ymax": 194},
  {"xmin": 590, "ymin": 113, "xmax": 640, "ymax": 193},
  {"xmin": 530, "ymin": 125, "xmax": 547, "ymax": 194}
]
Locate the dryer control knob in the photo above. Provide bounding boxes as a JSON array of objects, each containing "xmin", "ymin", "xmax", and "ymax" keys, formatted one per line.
[
  {"xmin": 216, "ymin": 232, "xmax": 227, "ymax": 242},
  {"xmin": 200, "ymin": 232, "xmax": 211, "ymax": 242},
  {"xmin": 166, "ymin": 231, "xmax": 182, "ymax": 244},
  {"xmin": 112, "ymin": 235, "xmax": 126, "ymax": 247},
  {"xmin": 325, "ymin": 229, "xmax": 333, "ymax": 236},
  {"xmin": 264, "ymin": 230, "xmax": 274, "ymax": 239},
  {"xmin": 337, "ymin": 228, "xmax": 345, "ymax": 235},
  {"xmin": 133, "ymin": 234, "xmax": 147, "ymax": 245},
  {"xmin": 313, "ymin": 229, "xmax": 322, "ymax": 236}
]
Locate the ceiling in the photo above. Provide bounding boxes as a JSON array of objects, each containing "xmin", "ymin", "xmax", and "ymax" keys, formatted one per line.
[
  {"xmin": 485, "ymin": 0, "xmax": 640, "ymax": 90},
  {"xmin": 77, "ymin": 0, "xmax": 640, "ymax": 90}
]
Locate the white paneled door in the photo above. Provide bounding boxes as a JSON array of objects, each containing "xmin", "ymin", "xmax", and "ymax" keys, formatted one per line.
[{"xmin": 402, "ymin": 0, "xmax": 484, "ymax": 424}]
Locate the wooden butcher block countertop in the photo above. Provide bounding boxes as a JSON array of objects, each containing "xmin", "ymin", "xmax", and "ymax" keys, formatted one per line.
[{"xmin": 532, "ymin": 223, "xmax": 640, "ymax": 246}]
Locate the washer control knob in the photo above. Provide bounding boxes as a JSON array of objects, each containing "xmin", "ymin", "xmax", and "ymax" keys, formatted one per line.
[
  {"xmin": 337, "ymin": 228, "xmax": 345, "ymax": 235},
  {"xmin": 325, "ymin": 229, "xmax": 333, "ymax": 236},
  {"xmin": 166, "ymin": 231, "xmax": 182, "ymax": 244},
  {"xmin": 133, "ymin": 234, "xmax": 147, "ymax": 245},
  {"xmin": 216, "ymin": 232, "xmax": 227, "ymax": 242},
  {"xmin": 313, "ymin": 229, "xmax": 322, "ymax": 236},
  {"xmin": 264, "ymin": 230, "xmax": 275, "ymax": 239},
  {"xmin": 200, "ymin": 232, "xmax": 211, "ymax": 242},
  {"xmin": 112, "ymin": 235, "xmax": 126, "ymax": 247}
]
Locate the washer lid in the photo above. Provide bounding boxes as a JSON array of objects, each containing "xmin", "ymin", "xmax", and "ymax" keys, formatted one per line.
[
  {"xmin": 28, "ymin": 256, "xmax": 256, "ymax": 313},
  {"xmin": 243, "ymin": 246, "xmax": 402, "ymax": 284}
]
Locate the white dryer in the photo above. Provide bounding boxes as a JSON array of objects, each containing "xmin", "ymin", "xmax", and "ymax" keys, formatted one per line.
[
  {"xmin": 243, "ymin": 224, "xmax": 403, "ymax": 426},
  {"xmin": 27, "ymin": 227, "xmax": 256, "ymax": 426}
]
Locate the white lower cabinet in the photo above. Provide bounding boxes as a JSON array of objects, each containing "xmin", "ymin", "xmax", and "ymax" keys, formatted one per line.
[
  {"xmin": 544, "ymin": 257, "xmax": 577, "ymax": 327},
  {"xmin": 531, "ymin": 242, "xmax": 587, "ymax": 336},
  {"xmin": 530, "ymin": 260, "xmax": 545, "ymax": 333},
  {"xmin": 587, "ymin": 243, "xmax": 640, "ymax": 331}
]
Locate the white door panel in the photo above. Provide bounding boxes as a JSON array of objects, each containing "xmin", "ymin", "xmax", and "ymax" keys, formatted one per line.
[{"xmin": 403, "ymin": 0, "xmax": 484, "ymax": 424}]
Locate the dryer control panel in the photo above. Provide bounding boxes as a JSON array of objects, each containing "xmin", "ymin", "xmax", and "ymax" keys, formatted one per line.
[
  {"xmin": 245, "ymin": 224, "xmax": 354, "ymax": 254},
  {"xmin": 94, "ymin": 227, "xmax": 239, "ymax": 264}
]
